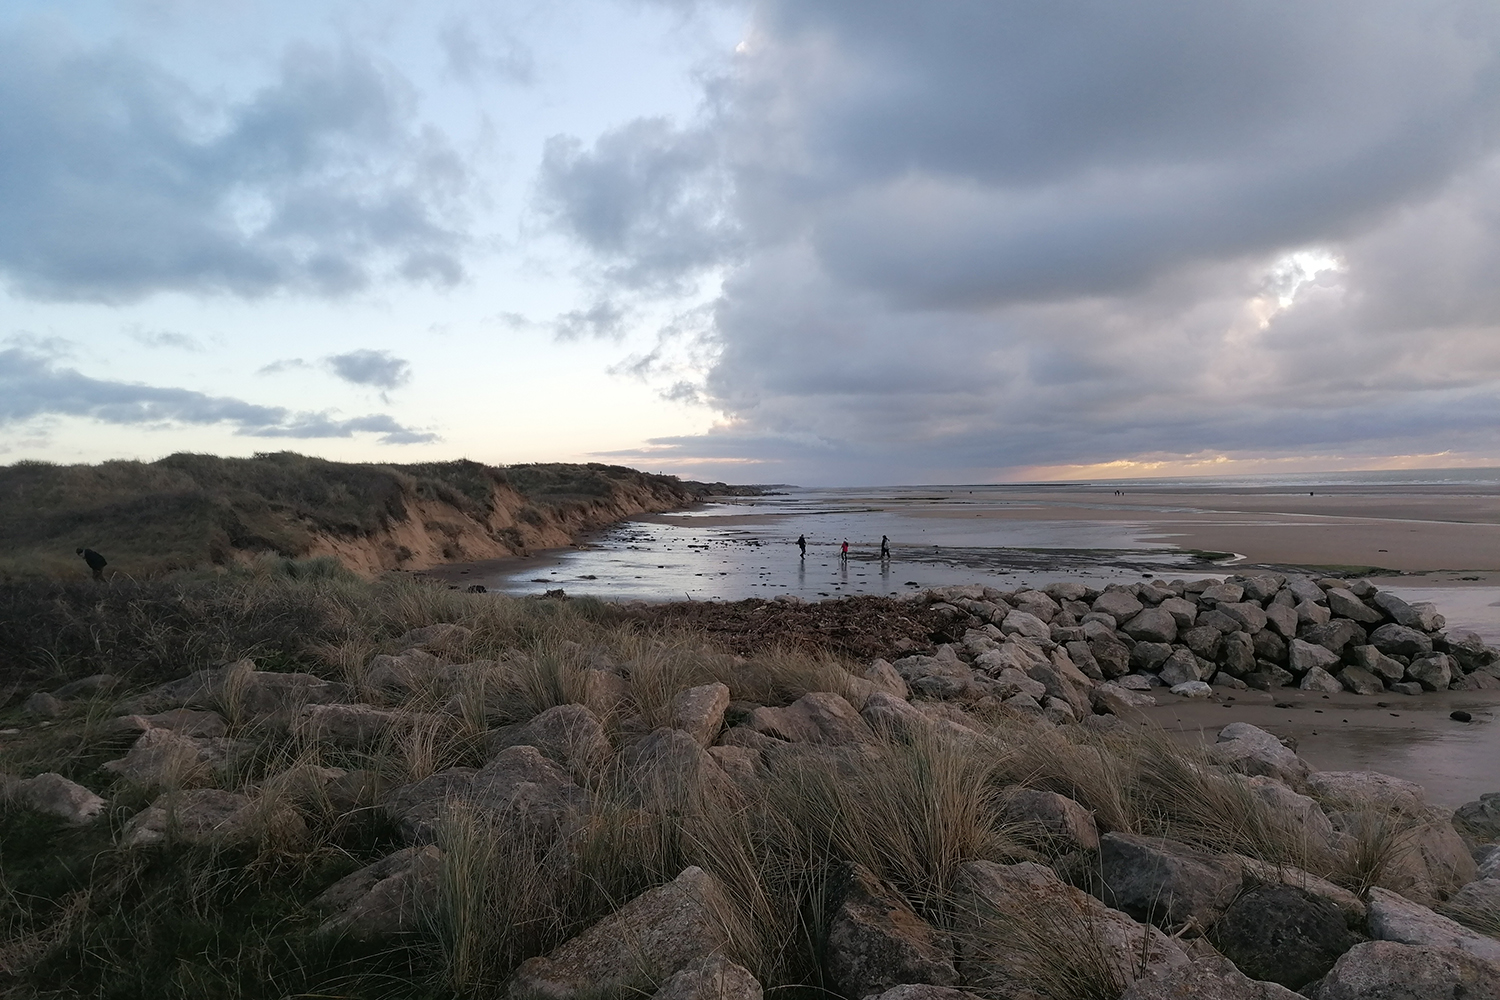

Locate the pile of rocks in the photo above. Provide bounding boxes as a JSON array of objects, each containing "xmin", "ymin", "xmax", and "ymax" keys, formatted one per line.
[{"xmin": 901, "ymin": 574, "xmax": 1499, "ymax": 714}]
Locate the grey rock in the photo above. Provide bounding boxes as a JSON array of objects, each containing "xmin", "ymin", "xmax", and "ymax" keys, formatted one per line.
[
  {"xmin": 1010, "ymin": 590, "xmax": 1060, "ymax": 623},
  {"xmin": 1245, "ymin": 667, "xmax": 1295, "ymax": 690},
  {"xmin": 1370, "ymin": 624, "xmax": 1434, "ymax": 658},
  {"xmin": 1300, "ymin": 620, "xmax": 1366, "ymax": 655},
  {"xmin": 114, "ymin": 708, "xmax": 229, "ymax": 738},
  {"xmin": 52, "ymin": 673, "xmax": 120, "ymax": 699},
  {"xmin": 1296, "ymin": 601, "xmax": 1332, "ymax": 628},
  {"xmin": 365, "ymin": 649, "xmax": 445, "ymax": 696},
  {"xmin": 1299, "ymin": 666, "xmax": 1343, "ymax": 693},
  {"xmin": 1372, "ymin": 591, "xmax": 1424, "ymax": 629},
  {"xmin": 999, "ymin": 788, "xmax": 1099, "ymax": 851},
  {"xmin": 299, "ymin": 704, "xmax": 416, "ymax": 748},
  {"xmin": 1000, "ymin": 610, "xmax": 1052, "ymax": 640},
  {"xmin": 1351, "ymin": 645, "xmax": 1407, "ymax": 683},
  {"xmin": 1199, "ymin": 583, "xmax": 1245, "ymax": 606},
  {"xmin": 1252, "ymin": 629, "xmax": 1288, "ymax": 664},
  {"xmin": 1307, "ymin": 770, "xmax": 1426, "ymax": 813},
  {"xmin": 1045, "ymin": 581, "xmax": 1093, "ymax": 603},
  {"xmin": 1160, "ymin": 649, "xmax": 1206, "ymax": 686},
  {"xmin": 507, "ymin": 867, "xmax": 737, "ymax": 1000},
  {"xmin": 102, "ymin": 728, "xmax": 247, "ymax": 789},
  {"xmin": 1407, "ymin": 653, "xmax": 1453, "ymax": 691},
  {"xmin": 1288, "ymin": 640, "xmax": 1341, "ymax": 675},
  {"xmin": 23, "ymin": 692, "xmax": 64, "ymax": 718},
  {"xmin": 1170, "ymin": 681, "xmax": 1212, "ymax": 698},
  {"xmin": 1453, "ymin": 791, "xmax": 1500, "ymax": 842},
  {"xmin": 1182, "ymin": 625, "xmax": 1224, "ymax": 661},
  {"xmin": 1101, "ymin": 833, "xmax": 1242, "ymax": 931},
  {"xmin": 1221, "ymin": 632, "xmax": 1257, "ymax": 676},
  {"xmin": 1199, "ymin": 608, "xmax": 1245, "ymax": 634},
  {"xmin": 1211, "ymin": 884, "xmax": 1354, "ymax": 989},
  {"xmin": 862, "ymin": 660, "xmax": 910, "ymax": 701},
  {"xmin": 122, "ymin": 787, "xmax": 305, "ymax": 848},
  {"xmin": 862, "ymin": 988, "xmax": 983, "ymax": 1000},
  {"xmin": 1366, "ymin": 887, "xmax": 1500, "ymax": 964},
  {"xmin": 1158, "ymin": 597, "xmax": 1199, "ymax": 629},
  {"xmin": 1219, "ymin": 602, "xmax": 1268, "ymax": 634},
  {"xmin": 1439, "ymin": 878, "xmax": 1500, "ymax": 935},
  {"xmin": 1235, "ymin": 780, "xmax": 1338, "ymax": 858},
  {"xmin": 749, "ymin": 692, "xmax": 873, "ymax": 745},
  {"xmin": 616, "ymin": 728, "xmax": 735, "ymax": 809},
  {"xmin": 9, "ymin": 772, "xmax": 106, "ymax": 824},
  {"xmin": 387, "ymin": 746, "xmax": 591, "ymax": 844},
  {"xmin": 1092, "ymin": 683, "xmax": 1156, "ymax": 716},
  {"xmin": 825, "ymin": 865, "xmax": 958, "ymax": 999},
  {"xmin": 1337, "ymin": 666, "xmax": 1385, "ymax": 695},
  {"xmin": 1118, "ymin": 954, "xmax": 1302, "ymax": 999},
  {"xmin": 1123, "ymin": 609, "xmax": 1179, "ymax": 644},
  {"xmin": 1450, "ymin": 632, "xmax": 1499, "ymax": 673},
  {"xmin": 651, "ymin": 955, "xmax": 762, "ymax": 1000},
  {"xmin": 1065, "ymin": 641, "xmax": 1104, "ymax": 681},
  {"xmin": 1089, "ymin": 636, "xmax": 1132, "ymax": 678},
  {"xmin": 1407, "ymin": 602, "xmax": 1446, "ymax": 632},
  {"xmin": 1238, "ymin": 575, "xmax": 1286, "ymax": 603},
  {"xmin": 395, "ymin": 623, "xmax": 473, "ymax": 652},
  {"xmin": 1132, "ymin": 641, "xmax": 1175, "ymax": 672},
  {"xmin": 1390, "ymin": 681, "xmax": 1425, "ymax": 696},
  {"xmin": 670, "ymin": 683, "xmax": 731, "ymax": 747},
  {"xmin": 1211, "ymin": 723, "xmax": 1309, "ymax": 786},
  {"xmin": 861, "ymin": 691, "xmax": 929, "ymax": 739},
  {"xmin": 491, "ymin": 704, "xmax": 611, "ymax": 776},
  {"xmin": 1284, "ymin": 577, "xmax": 1327, "ymax": 605},
  {"xmin": 317, "ymin": 845, "xmax": 442, "ymax": 939},
  {"xmin": 1093, "ymin": 589, "xmax": 1146, "ymax": 623},
  {"xmin": 1326, "ymin": 588, "xmax": 1384, "ymax": 624},
  {"xmin": 1311, "ymin": 940, "xmax": 1500, "ymax": 1000},
  {"xmin": 1263, "ymin": 603, "xmax": 1299, "ymax": 640}
]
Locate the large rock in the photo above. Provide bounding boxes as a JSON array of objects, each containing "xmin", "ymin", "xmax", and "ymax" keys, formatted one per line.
[
  {"xmin": 395, "ymin": 623, "xmax": 472, "ymax": 653},
  {"xmin": 1325, "ymin": 589, "xmax": 1383, "ymax": 624},
  {"xmin": 1369, "ymin": 624, "xmax": 1434, "ymax": 659},
  {"xmin": 316, "ymin": 845, "xmax": 442, "ymax": 939},
  {"xmin": 1406, "ymin": 654, "xmax": 1453, "ymax": 691},
  {"xmin": 1288, "ymin": 639, "xmax": 1341, "ymax": 675},
  {"xmin": 8, "ymin": 772, "xmax": 106, "ymax": 824},
  {"xmin": 749, "ymin": 692, "xmax": 873, "ymax": 745},
  {"xmin": 24, "ymin": 692, "xmax": 65, "ymax": 718},
  {"xmin": 1026, "ymin": 652, "xmax": 1094, "ymax": 719},
  {"xmin": 651, "ymin": 955, "xmax": 762, "ymax": 1000},
  {"xmin": 862, "ymin": 988, "xmax": 983, "ymax": 1000},
  {"xmin": 1307, "ymin": 771, "xmax": 1426, "ymax": 813},
  {"xmin": 507, "ymin": 866, "xmax": 738, "ymax": 999},
  {"xmin": 955, "ymin": 860, "xmax": 1190, "ymax": 992},
  {"xmin": 1100, "ymin": 834, "xmax": 1242, "ymax": 931},
  {"xmin": 1263, "ymin": 604, "xmax": 1299, "ymax": 641},
  {"xmin": 616, "ymin": 728, "xmax": 735, "ymax": 808},
  {"xmin": 999, "ymin": 788, "xmax": 1099, "ymax": 852},
  {"xmin": 364, "ymin": 649, "xmax": 445, "ymax": 696},
  {"xmin": 122, "ymin": 788, "xmax": 305, "ymax": 848},
  {"xmin": 1210, "ymin": 885, "xmax": 1354, "ymax": 989},
  {"xmin": 1182, "ymin": 626, "xmax": 1224, "ymax": 661},
  {"xmin": 862, "ymin": 660, "xmax": 910, "ymax": 701},
  {"xmin": 1123, "ymin": 609, "xmax": 1179, "ymax": 644},
  {"xmin": 1221, "ymin": 632, "xmax": 1257, "ymax": 676},
  {"xmin": 1454, "ymin": 791, "xmax": 1500, "ymax": 842},
  {"xmin": 1351, "ymin": 645, "xmax": 1407, "ymax": 684},
  {"xmin": 1091, "ymin": 682, "xmax": 1156, "ymax": 718},
  {"xmin": 298, "ymin": 703, "xmax": 416, "ymax": 748},
  {"xmin": 1299, "ymin": 666, "xmax": 1343, "ymax": 694},
  {"xmin": 1237, "ymin": 777, "xmax": 1338, "ymax": 855},
  {"xmin": 386, "ymin": 746, "xmax": 592, "ymax": 844},
  {"xmin": 1158, "ymin": 597, "xmax": 1199, "ymax": 629},
  {"xmin": 1093, "ymin": 589, "xmax": 1146, "ymax": 623},
  {"xmin": 1366, "ymin": 887, "xmax": 1500, "ymax": 964},
  {"xmin": 1089, "ymin": 636, "xmax": 1133, "ymax": 678},
  {"xmin": 1210, "ymin": 723, "xmax": 1309, "ymax": 786},
  {"xmin": 861, "ymin": 691, "xmax": 931, "ymax": 739},
  {"xmin": 1159, "ymin": 649, "xmax": 1206, "ymax": 686},
  {"xmin": 114, "ymin": 708, "xmax": 228, "ymax": 738},
  {"xmin": 1336, "ymin": 665, "xmax": 1385, "ymax": 695},
  {"xmin": 1001, "ymin": 610, "xmax": 1053, "ymax": 641},
  {"xmin": 1118, "ymin": 955, "xmax": 1302, "ymax": 999},
  {"xmin": 101, "ymin": 729, "xmax": 247, "ymax": 789},
  {"xmin": 1236, "ymin": 859, "xmax": 1366, "ymax": 927},
  {"xmin": 1299, "ymin": 621, "xmax": 1366, "ymax": 655},
  {"xmin": 1440, "ymin": 878, "xmax": 1500, "ymax": 933},
  {"xmin": 490, "ymin": 704, "xmax": 611, "ymax": 775},
  {"xmin": 132, "ymin": 660, "xmax": 350, "ymax": 721},
  {"xmin": 1199, "ymin": 583, "xmax": 1244, "ymax": 606},
  {"xmin": 825, "ymin": 865, "xmax": 958, "ymax": 999},
  {"xmin": 1218, "ymin": 603, "xmax": 1268, "ymax": 634},
  {"xmin": 1311, "ymin": 940, "xmax": 1500, "ymax": 1000}
]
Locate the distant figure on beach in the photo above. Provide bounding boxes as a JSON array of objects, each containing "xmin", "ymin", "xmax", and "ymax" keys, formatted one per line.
[
  {"xmin": 76, "ymin": 547, "xmax": 107, "ymax": 581},
  {"xmin": 880, "ymin": 535, "xmax": 890, "ymax": 560},
  {"xmin": 840, "ymin": 539, "xmax": 849, "ymax": 562},
  {"xmin": 797, "ymin": 534, "xmax": 807, "ymax": 558}
]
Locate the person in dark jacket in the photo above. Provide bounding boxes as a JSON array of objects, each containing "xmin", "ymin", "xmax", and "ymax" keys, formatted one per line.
[
  {"xmin": 796, "ymin": 534, "xmax": 807, "ymax": 558},
  {"xmin": 76, "ymin": 547, "xmax": 107, "ymax": 581}
]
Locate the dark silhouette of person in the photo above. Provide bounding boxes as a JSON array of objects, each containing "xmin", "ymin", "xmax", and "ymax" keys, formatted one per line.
[
  {"xmin": 77, "ymin": 547, "xmax": 107, "ymax": 581},
  {"xmin": 797, "ymin": 534, "xmax": 807, "ymax": 558},
  {"xmin": 840, "ymin": 539, "xmax": 849, "ymax": 562},
  {"xmin": 880, "ymin": 535, "xmax": 890, "ymax": 560}
]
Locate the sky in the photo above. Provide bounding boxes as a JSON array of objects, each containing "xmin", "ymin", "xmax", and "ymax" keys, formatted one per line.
[{"xmin": 4, "ymin": 1, "xmax": 1500, "ymax": 485}]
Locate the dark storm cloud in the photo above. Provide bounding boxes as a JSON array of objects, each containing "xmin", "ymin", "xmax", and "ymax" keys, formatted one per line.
[
  {"xmin": 0, "ymin": 28, "xmax": 467, "ymax": 303},
  {"xmin": 550, "ymin": 1, "xmax": 1500, "ymax": 481},
  {"xmin": 326, "ymin": 349, "xmax": 413, "ymax": 390},
  {"xmin": 0, "ymin": 347, "xmax": 436, "ymax": 444}
]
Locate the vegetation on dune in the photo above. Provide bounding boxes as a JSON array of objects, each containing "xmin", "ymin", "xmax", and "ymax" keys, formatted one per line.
[
  {"xmin": 2, "ymin": 569, "xmax": 1467, "ymax": 1000},
  {"xmin": 0, "ymin": 453, "xmax": 754, "ymax": 581}
]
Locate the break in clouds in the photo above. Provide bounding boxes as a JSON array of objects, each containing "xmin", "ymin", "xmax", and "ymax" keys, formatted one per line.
[{"xmin": 548, "ymin": 0, "xmax": 1500, "ymax": 481}]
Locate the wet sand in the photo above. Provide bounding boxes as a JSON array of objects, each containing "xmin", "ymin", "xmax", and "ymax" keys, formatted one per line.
[{"xmin": 1147, "ymin": 686, "xmax": 1500, "ymax": 808}]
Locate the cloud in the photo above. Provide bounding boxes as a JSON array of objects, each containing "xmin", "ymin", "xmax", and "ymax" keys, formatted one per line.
[
  {"xmin": 257, "ymin": 358, "xmax": 311, "ymax": 375},
  {"xmin": 326, "ymin": 349, "xmax": 413, "ymax": 390},
  {"xmin": 129, "ymin": 329, "xmax": 205, "ymax": 351},
  {"xmin": 1, "ymin": 346, "xmax": 436, "ymax": 444},
  {"xmin": 552, "ymin": 300, "xmax": 630, "ymax": 341},
  {"xmin": 439, "ymin": 18, "xmax": 536, "ymax": 86},
  {"xmin": 0, "ymin": 28, "xmax": 468, "ymax": 303},
  {"xmin": 547, "ymin": 1, "xmax": 1500, "ymax": 482}
]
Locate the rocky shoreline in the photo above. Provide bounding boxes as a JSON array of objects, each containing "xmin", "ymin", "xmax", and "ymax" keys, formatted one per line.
[{"xmin": 2, "ymin": 572, "xmax": 1498, "ymax": 998}]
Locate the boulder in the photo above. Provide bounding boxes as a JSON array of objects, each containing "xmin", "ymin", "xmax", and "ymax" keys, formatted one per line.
[
  {"xmin": 1235, "ymin": 858, "xmax": 1364, "ymax": 927},
  {"xmin": 616, "ymin": 728, "xmax": 735, "ymax": 808},
  {"xmin": 749, "ymin": 692, "xmax": 873, "ymax": 745},
  {"xmin": 114, "ymin": 708, "xmax": 229, "ymax": 738},
  {"xmin": 1263, "ymin": 604, "xmax": 1299, "ymax": 641},
  {"xmin": 1045, "ymin": 581, "xmax": 1093, "ymax": 603},
  {"xmin": 1011, "ymin": 590, "xmax": 1060, "ymax": 623},
  {"xmin": 1026, "ymin": 654, "xmax": 1094, "ymax": 719},
  {"xmin": 1091, "ymin": 683, "xmax": 1156, "ymax": 717},
  {"xmin": 1093, "ymin": 590, "xmax": 1145, "ymax": 623},
  {"xmin": 1288, "ymin": 640, "xmax": 1341, "ymax": 675},
  {"xmin": 1199, "ymin": 609, "xmax": 1244, "ymax": 635},
  {"xmin": 1450, "ymin": 633, "xmax": 1499, "ymax": 673},
  {"xmin": 101, "ymin": 729, "xmax": 246, "ymax": 789},
  {"xmin": 1454, "ymin": 792, "xmax": 1500, "ymax": 843},
  {"xmin": 1252, "ymin": 629, "xmax": 1288, "ymax": 665},
  {"xmin": 1336, "ymin": 665, "xmax": 1385, "ymax": 695},
  {"xmin": 132, "ymin": 660, "xmax": 351, "ymax": 721},
  {"xmin": 862, "ymin": 660, "xmax": 910, "ymax": 701},
  {"xmin": 1406, "ymin": 654, "xmax": 1453, "ymax": 691},
  {"xmin": 491, "ymin": 704, "xmax": 611, "ymax": 775},
  {"xmin": 1131, "ymin": 642, "xmax": 1175, "ymax": 672},
  {"xmin": 386, "ymin": 746, "xmax": 591, "ymax": 844},
  {"xmin": 892, "ymin": 653, "xmax": 977, "ymax": 700},
  {"xmin": 1221, "ymin": 632, "xmax": 1257, "ymax": 676},
  {"xmin": 1210, "ymin": 885, "xmax": 1354, "ymax": 989},
  {"xmin": 1366, "ymin": 887, "xmax": 1500, "ymax": 965},
  {"xmin": 507, "ymin": 867, "xmax": 738, "ymax": 999},
  {"xmin": 8, "ymin": 772, "xmax": 106, "ymax": 824},
  {"xmin": 1159, "ymin": 649, "xmax": 1205, "ymax": 686},
  {"xmin": 1210, "ymin": 724, "xmax": 1309, "ymax": 786},
  {"xmin": 1296, "ymin": 601, "xmax": 1332, "ymax": 628},
  {"xmin": 1182, "ymin": 626, "xmax": 1224, "ymax": 661},
  {"xmin": 1118, "ymin": 954, "xmax": 1302, "ymax": 999},
  {"xmin": 395, "ymin": 623, "xmax": 472, "ymax": 652},
  {"xmin": 298, "ymin": 704, "xmax": 414, "ymax": 748},
  {"xmin": 861, "ymin": 691, "xmax": 930, "ymax": 739},
  {"xmin": 1325, "ymin": 589, "xmax": 1383, "ymax": 624},
  {"xmin": 825, "ymin": 865, "xmax": 958, "ymax": 999},
  {"xmin": 1284, "ymin": 577, "xmax": 1327, "ymax": 605},
  {"xmin": 862, "ymin": 988, "xmax": 983, "ymax": 1000},
  {"xmin": 955, "ymin": 860, "xmax": 1190, "ymax": 991},
  {"xmin": 1307, "ymin": 771, "xmax": 1426, "ymax": 814},
  {"xmin": 1158, "ymin": 597, "xmax": 1199, "ymax": 629},
  {"xmin": 998, "ymin": 788, "xmax": 1099, "ymax": 851},
  {"xmin": 1372, "ymin": 592, "xmax": 1423, "ymax": 629},
  {"xmin": 1299, "ymin": 667, "xmax": 1343, "ymax": 694},
  {"xmin": 1170, "ymin": 681, "xmax": 1212, "ymax": 698},
  {"xmin": 1299, "ymin": 621, "xmax": 1365, "ymax": 655},
  {"xmin": 316, "ymin": 845, "xmax": 442, "ymax": 939},
  {"xmin": 52, "ymin": 673, "xmax": 120, "ymax": 699},
  {"xmin": 23, "ymin": 692, "xmax": 65, "ymax": 718},
  {"xmin": 1089, "ymin": 636, "xmax": 1132, "ymax": 679},
  {"xmin": 1369, "ymin": 624, "xmax": 1434, "ymax": 659},
  {"xmin": 1000, "ymin": 610, "xmax": 1051, "ymax": 641},
  {"xmin": 1350, "ymin": 645, "xmax": 1407, "ymax": 683},
  {"xmin": 1311, "ymin": 940, "xmax": 1500, "ymax": 1000},
  {"xmin": 1065, "ymin": 641, "xmax": 1105, "ymax": 681},
  {"xmin": 122, "ymin": 788, "xmax": 305, "ymax": 848},
  {"xmin": 1218, "ymin": 603, "xmax": 1268, "ymax": 634},
  {"xmin": 1100, "ymin": 833, "xmax": 1242, "ymax": 931},
  {"xmin": 1123, "ymin": 609, "xmax": 1179, "ymax": 644},
  {"xmin": 651, "ymin": 955, "xmax": 762, "ymax": 1000},
  {"xmin": 1440, "ymin": 878, "xmax": 1500, "ymax": 932},
  {"xmin": 1199, "ymin": 583, "xmax": 1245, "ymax": 606},
  {"xmin": 365, "ymin": 649, "xmax": 445, "ymax": 695}
]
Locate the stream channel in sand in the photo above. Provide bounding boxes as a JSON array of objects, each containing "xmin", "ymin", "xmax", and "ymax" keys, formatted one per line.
[{"xmin": 427, "ymin": 474, "xmax": 1500, "ymax": 806}]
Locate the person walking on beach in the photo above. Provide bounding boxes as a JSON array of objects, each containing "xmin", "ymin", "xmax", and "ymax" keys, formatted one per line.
[
  {"xmin": 796, "ymin": 534, "xmax": 807, "ymax": 558},
  {"xmin": 880, "ymin": 535, "xmax": 890, "ymax": 560},
  {"xmin": 76, "ymin": 547, "xmax": 107, "ymax": 582},
  {"xmin": 840, "ymin": 539, "xmax": 849, "ymax": 562}
]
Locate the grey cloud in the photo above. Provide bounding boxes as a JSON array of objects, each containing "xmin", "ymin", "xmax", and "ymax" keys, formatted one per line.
[
  {"xmin": 1, "ymin": 346, "xmax": 436, "ymax": 444},
  {"xmin": 552, "ymin": 300, "xmax": 630, "ymax": 340},
  {"xmin": 556, "ymin": 1, "xmax": 1500, "ymax": 482},
  {"xmin": 0, "ymin": 29, "xmax": 467, "ymax": 303},
  {"xmin": 439, "ymin": 18, "xmax": 536, "ymax": 86},
  {"xmin": 257, "ymin": 358, "xmax": 311, "ymax": 375},
  {"xmin": 326, "ymin": 349, "xmax": 412, "ymax": 390},
  {"xmin": 130, "ymin": 329, "xmax": 205, "ymax": 351}
]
